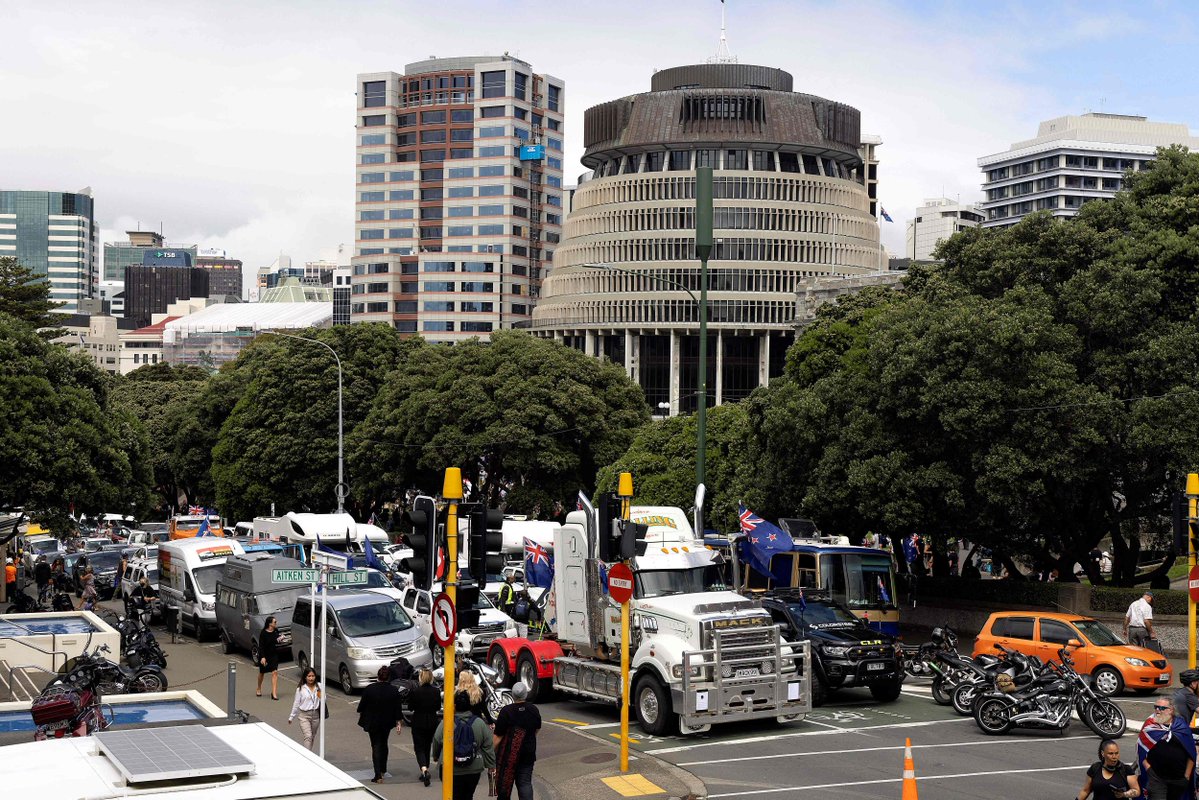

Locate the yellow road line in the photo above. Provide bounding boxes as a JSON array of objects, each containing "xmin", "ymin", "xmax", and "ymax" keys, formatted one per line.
[
  {"xmin": 551, "ymin": 717, "xmax": 591, "ymax": 726},
  {"xmin": 600, "ymin": 773, "xmax": 665, "ymax": 796},
  {"xmin": 609, "ymin": 732, "xmax": 641, "ymax": 743}
]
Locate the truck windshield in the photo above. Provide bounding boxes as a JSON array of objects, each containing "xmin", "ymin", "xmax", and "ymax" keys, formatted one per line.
[
  {"xmin": 821, "ymin": 553, "xmax": 896, "ymax": 609},
  {"xmin": 193, "ymin": 565, "xmax": 225, "ymax": 595},
  {"xmin": 338, "ymin": 601, "xmax": 415, "ymax": 637},
  {"xmin": 256, "ymin": 589, "xmax": 300, "ymax": 615},
  {"xmin": 635, "ymin": 566, "xmax": 726, "ymax": 598}
]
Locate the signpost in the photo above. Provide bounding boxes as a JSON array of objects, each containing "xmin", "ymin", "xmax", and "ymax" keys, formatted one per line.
[
  {"xmin": 431, "ymin": 592, "xmax": 457, "ymax": 648},
  {"xmin": 328, "ymin": 569, "xmax": 368, "ymax": 587},
  {"xmin": 615, "ymin": 472, "xmax": 634, "ymax": 774},
  {"xmin": 1190, "ymin": 565, "xmax": 1199, "ymax": 605},
  {"xmin": 272, "ymin": 569, "xmax": 320, "ymax": 584},
  {"xmin": 441, "ymin": 468, "xmax": 464, "ymax": 800}
]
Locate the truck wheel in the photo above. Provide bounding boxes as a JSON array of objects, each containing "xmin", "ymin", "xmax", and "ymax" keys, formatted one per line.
[
  {"xmin": 633, "ymin": 674, "xmax": 676, "ymax": 737},
  {"xmin": 250, "ymin": 639, "xmax": 261, "ymax": 667},
  {"xmin": 870, "ymin": 679, "xmax": 903, "ymax": 703},
  {"xmin": 219, "ymin": 629, "xmax": 234, "ymax": 655},
  {"xmin": 811, "ymin": 673, "xmax": 828, "ymax": 707},
  {"xmin": 517, "ymin": 652, "xmax": 552, "ymax": 702},
  {"xmin": 488, "ymin": 649, "xmax": 511, "ymax": 686}
]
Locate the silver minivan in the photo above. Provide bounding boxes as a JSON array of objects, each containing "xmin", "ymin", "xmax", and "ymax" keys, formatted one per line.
[{"xmin": 291, "ymin": 590, "xmax": 431, "ymax": 694}]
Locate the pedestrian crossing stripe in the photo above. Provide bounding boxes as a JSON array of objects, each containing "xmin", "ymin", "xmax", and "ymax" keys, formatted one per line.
[
  {"xmin": 601, "ymin": 773, "xmax": 665, "ymax": 796},
  {"xmin": 552, "ymin": 718, "xmax": 592, "ymax": 726}
]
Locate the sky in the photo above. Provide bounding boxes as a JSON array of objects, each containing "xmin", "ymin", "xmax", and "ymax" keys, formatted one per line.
[{"xmin": 4, "ymin": 0, "xmax": 1199, "ymax": 295}]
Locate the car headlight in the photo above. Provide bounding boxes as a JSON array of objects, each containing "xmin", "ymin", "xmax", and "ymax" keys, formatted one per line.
[
  {"xmin": 760, "ymin": 659, "xmax": 775, "ymax": 675},
  {"xmin": 1125, "ymin": 657, "xmax": 1149, "ymax": 667},
  {"xmin": 823, "ymin": 646, "xmax": 850, "ymax": 658},
  {"xmin": 201, "ymin": 600, "xmax": 215, "ymax": 612},
  {"xmin": 671, "ymin": 664, "xmax": 702, "ymax": 679},
  {"xmin": 347, "ymin": 647, "xmax": 376, "ymax": 659}
]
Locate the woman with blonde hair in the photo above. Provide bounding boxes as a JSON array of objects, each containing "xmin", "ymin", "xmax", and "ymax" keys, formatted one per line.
[{"xmin": 457, "ymin": 669, "xmax": 486, "ymax": 718}]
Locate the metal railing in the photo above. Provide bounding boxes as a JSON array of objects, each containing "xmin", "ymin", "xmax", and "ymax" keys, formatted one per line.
[{"xmin": 5, "ymin": 662, "xmax": 60, "ymax": 701}]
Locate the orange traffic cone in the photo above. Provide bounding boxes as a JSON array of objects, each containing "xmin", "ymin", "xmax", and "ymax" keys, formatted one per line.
[{"xmin": 901, "ymin": 737, "xmax": 918, "ymax": 799}]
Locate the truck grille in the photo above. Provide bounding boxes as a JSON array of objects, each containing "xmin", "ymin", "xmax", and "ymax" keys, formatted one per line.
[
  {"xmin": 850, "ymin": 645, "xmax": 893, "ymax": 660},
  {"xmin": 468, "ymin": 621, "xmax": 505, "ymax": 635},
  {"xmin": 708, "ymin": 626, "xmax": 777, "ymax": 664},
  {"xmin": 374, "ymin": 641, "xmax": 417, "ymax": 659}
]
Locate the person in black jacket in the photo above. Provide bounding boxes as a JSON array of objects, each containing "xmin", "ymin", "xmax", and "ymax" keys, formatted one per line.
[
  {"xmin": 409, "ymin": 668, "xmax": 441, "ymax": 786},
  {"xmin": 357, "ymin": 666, "xmax": 405, "ymax": 784},
  {"xmin": 256, "ymin": 616, "xmax": 281, "ymax": 700}
]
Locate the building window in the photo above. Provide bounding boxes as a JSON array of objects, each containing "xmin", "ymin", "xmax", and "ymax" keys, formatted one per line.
[
  {"xmin": 448, "ymin": 167, "xmax": 475, "ymax": 179},
  {"xmin": 478, "ymin": 224, "xmax": 504, "ymax": 235},
  {"xmin": 421, "ymin": 188, "xmax": 444, "ymax": 201},
  {"xmin": 420, "ymin": 226, "xmax": 443, "ymax": 239},
  {"xmin": 449, "ymin": 148, "xmax": 472, "ymax": 159},
  {"xmin": 479, "ymin": 165, "xmax": 505, "ymax": 177},
  {"xmin": 360, "ymin": 191, "xmax": 385, "ymax": 202},
  {"xmin": 424, "ymin": 262, "xmax": 455, "ymax": 272},
  {"xmin": 396, "ymin": 113, "xmax": 416, "ymax": 127},
  {"xmin": 447, "ymin": 225, "xmax": 473, "ymax": 236},
  {"xmin": 448, "ymin": 206, "xmax": 474, "ymax": 217},
  {"xmin": 451, "ymin": 109, "xmax": 473, "ymax": 122},
  {"xmin": 362, "ymin": 114, "xmax": 385, "ymax": 127},
  {"xmin": 361, "ymin": 134, "xmax": 387, "ymax": 145},
  {"xmin": 423, "ymin": 281, "xmax": 454, "ymax": 291},
  {"xmin": 360, "ymin": 210, "xmax": 385, "ymax": 221},
  {"xmin": 388, "ymin": 228, "xmax": 413, "ymax": 238},
  {"xmin": 421, "ymin": 110, "xmax": 446, "ymax": 125},
  {"xmin": 421, "ymin": 168, "xmax": 443, "ymax": 181},
  {"xmin": 547, "ymin": 85, "xmax": 561, "ymax": 112},
  {"xmin": 479, "ymin": 126, "xmax": 506, "ymax": 138},
  {"xmin": 460, "ymin": 301, "xmax": 494, "ymax": 312},
  {"xmin": 421, "ymin": 129, "xmax": 447, "ymax": 143},
  {"xmin": 424, "ymin": 301, "xmax": 455, "ymax": 312},
  {"xmin": 365, "ymin": 302, "xmax": 389, "ymax": 313},
  {"xmin": 481, "ymin": 71, "xmax": 506, "ymax": 98},
  {"xmin": 390, "ymin": 170, "xmax": 415, "ymax": 181},
  {"xmin": 448, "ymin": 187, "xmax": 474, "ymax": 198},
  {"xmin": 361, "ymin": 153, "xmax": 387, "ymax": 164},
  {"xmin": 363, "ymin": 80, "xmax": 386, "ymax": 107},
  {"xmin": 461, "ymin": 321, "xmax": 493, "ymax": 332},
  {"xmin": 480, "ymin": 106, "xmax": 505, "ymax": 118},
  {"xmin": 478, "ymin": 146, "xmax": 506, "ymax": 157},
  {"xmin": 390, "ymin": 189, "xmax": 415, "ymax": 200},
  {"xmin": 461, "ymin": 282, "xmax": 494, "ymax": 292},
  {"xmin": 462, "ymin": 262, "xmax": 493, "ymax": 273},
  {"xmin": 420, "ymin": 149, "xmax": 445, "ymax": 162},
  {"xmin": 423, "ymin": 321, "xmax": 454, "ymax": 332},
  {"xmin": 361, "ymin": 229, "xmax": 384, "ymax": 239},
  {"xmin": 360, "ymin": 172, "xmax": 385, "ymax": 184},
  {"xmin": 450, "ymin": 128, "xmax": 473, "ymax": 142},
  {"xmin": 478, "ymin": 204, "xmax": 504, "ymax": 216},
  {"xmin": 389, "ymin": 209, "xmax": 414, "ymax": 219}
]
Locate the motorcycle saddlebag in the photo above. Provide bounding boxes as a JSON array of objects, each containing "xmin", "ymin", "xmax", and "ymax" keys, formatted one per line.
[
  {"xmin": 31, "ymin": 689, "xmax": 89, "ymax": 726},
  {"xmin": 995, "ymin": 674, "xmax": 1016, "ymax": 693}
]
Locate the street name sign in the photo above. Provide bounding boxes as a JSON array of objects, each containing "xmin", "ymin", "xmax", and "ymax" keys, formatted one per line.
[
  {"xmin": 328, "ymin": 569, "xmax": 368, "ymax": 587},
  {"xmin": 272, "ymin": 568, "xmax": 320, "ymax": 584}
]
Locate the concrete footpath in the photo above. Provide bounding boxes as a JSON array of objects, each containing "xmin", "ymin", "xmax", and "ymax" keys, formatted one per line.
[{"xmin": 109, "ymin": 616, "xmax": 705, "ymax": 800}]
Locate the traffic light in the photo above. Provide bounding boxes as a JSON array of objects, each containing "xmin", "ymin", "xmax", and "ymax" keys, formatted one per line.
[
  {"xmin": 457, "ymin": 581, "xmax": 481, "ymax": 629},
  {"xmin": 468, "ymin": 506, "xmax": 505, "ymax": 589},
  {"xmin": 596, "ymin": 492, "xmax": 621, "ymax": 562},
  {"xmin": 400, "ymin": 495, "xmax": 438, "ymax": 590},
  {"xmin": 618, "ymin": 519, "xmax": 649, "ymax": 560}
]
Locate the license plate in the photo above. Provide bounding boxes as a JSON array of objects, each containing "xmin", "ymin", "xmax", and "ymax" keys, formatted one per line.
[
  {"xmin": 735, "ymin": 667, "xmax": 759, "ymax": 678},
  {"xmin": 867, "ymin": 662, "xmax": 886, "ymax": 671},
  {"xmin": 1161, "ymin": 673, "xmax": 1170, "ymax": 681}
]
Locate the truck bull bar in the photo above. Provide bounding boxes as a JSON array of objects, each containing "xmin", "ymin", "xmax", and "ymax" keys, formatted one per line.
[{"xmin": 678, "ymin": 629, "xmax": 810, "ymax": 727}]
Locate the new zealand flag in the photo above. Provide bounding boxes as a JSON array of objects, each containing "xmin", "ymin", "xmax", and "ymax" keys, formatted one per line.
[
  {"xmin": 738, "ymin": 506, "xmax": 792, "ymax": 583},
  {"xmin": 524, "ymin": 537, "xmax": 554, "ymax": 589}
]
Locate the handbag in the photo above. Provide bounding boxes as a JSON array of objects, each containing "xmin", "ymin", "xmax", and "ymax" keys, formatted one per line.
[{"xmin": 324, "ymin": 702, "xmax": 330, "ymax": 720}]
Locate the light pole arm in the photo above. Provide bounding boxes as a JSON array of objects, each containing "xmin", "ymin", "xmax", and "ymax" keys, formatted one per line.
[{"xmin": 580, "ymin": 263, "xmax": 699, "ymax": 306}]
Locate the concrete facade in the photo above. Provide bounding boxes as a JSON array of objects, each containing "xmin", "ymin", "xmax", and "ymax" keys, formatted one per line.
[
  {"xmin": 530, "ymin": 63, "xmax": 885, "ymax": 413},
  {"xmin": 904, "ymin": 198, "xmax": 984, "ymax": 260},
  {"xmin": 978, "ymin": 112, "xmax": 1199, "ymax": 227}
]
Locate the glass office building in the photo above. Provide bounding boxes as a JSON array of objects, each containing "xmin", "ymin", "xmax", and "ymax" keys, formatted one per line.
[{"xmin": 0, "ymin": 190, "xmax": 98, "ymax": 314}]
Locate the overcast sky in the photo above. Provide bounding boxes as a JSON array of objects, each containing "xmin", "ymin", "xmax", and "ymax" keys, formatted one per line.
[{"xmin": 4, "ymin": 0, "xmax": 1198, "ymax": 294}]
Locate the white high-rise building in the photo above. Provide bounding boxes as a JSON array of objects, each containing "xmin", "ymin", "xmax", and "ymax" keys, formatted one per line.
[
  {"xmin": 0, "ymin": 189, "xmax": 98, "ymax": 313},
  {"xmin": 905, "ymin": 198, "xmax": 984, "ymax": 260},
  {"xmin": 978, "ymin": 113, "xmax": 1199, "ymax": 228}
]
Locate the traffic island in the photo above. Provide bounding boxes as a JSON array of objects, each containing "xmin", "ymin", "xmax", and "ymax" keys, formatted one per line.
[{"xmin": 534, "ymin": 724, "xmax": 706, "ymax": 800}]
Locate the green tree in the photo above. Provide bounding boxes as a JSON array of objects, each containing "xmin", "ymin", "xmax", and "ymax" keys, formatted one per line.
[
  {"xmin": 0, "ymin": 312, "xmax": 152, "ymax": 527},
  {"xmin": 209, "ymin": 324, "xmax": 415, "ymax": 521},
  {"xmin": 0, "ymin": 256, "xmax": 62, "ymax": 329},
  {"xmin": 351, "ymin": 330, "xmax": 650, "ymax": 516}
]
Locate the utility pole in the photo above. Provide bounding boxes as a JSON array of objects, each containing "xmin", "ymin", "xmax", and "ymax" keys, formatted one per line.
[
  {"xmin": 695, "ymin": 167, "xmax": 713, "ymax": 493},
  {"xmin": 441, "ymin": 467, "xmax": 463, "ymax": 800}
]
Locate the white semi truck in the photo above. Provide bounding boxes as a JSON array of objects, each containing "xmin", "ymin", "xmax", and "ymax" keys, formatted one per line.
[{"xmin": 488, "ymin": 502, "xmax": 811, "ymax": 735}]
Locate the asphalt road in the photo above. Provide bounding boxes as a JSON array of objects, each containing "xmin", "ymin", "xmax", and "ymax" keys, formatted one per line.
[{"xmin": 534, "ymin": 676, "xmax": 1165, "ymax": 799}]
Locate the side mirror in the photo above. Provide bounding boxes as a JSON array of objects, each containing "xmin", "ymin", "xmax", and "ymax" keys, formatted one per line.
[
  {"xmin": 327, "ymin": 626, "xmax": 337, "ymax": 638},
  {"xmin": 184, "ymin": 590, "xmax": 196, "ymax": 603},
  {"xmin": 1066, "ymin": 639, "xmax": 1083, "ymax": 648}
]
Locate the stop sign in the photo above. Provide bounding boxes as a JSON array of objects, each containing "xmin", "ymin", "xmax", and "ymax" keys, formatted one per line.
[
  {"xmin": 608, "ymin": 563, "xmax": 634, "ymax": 604},
  {"xmin": 1190, "ymin": 565, "xmax": 1199, "ymax": 604}
]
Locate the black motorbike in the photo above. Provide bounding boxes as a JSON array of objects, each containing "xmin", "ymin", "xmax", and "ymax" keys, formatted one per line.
[
  {"xmin": 973, "ymin": 646, "xmax": 1126, "ymax": 738},
  {"xmin": 949, "ymin": 645, "xmax": 1040, "ymax": 716},
  {"xmin": 900, "ymin": 624, "xmax": 961, "ymax": 678},
  {"xmin": 391, "ymin": 656, "xmax": 512, "ymax": 724},
  {"xmin": 6, "ymin": 588, "xmax": 48, "ymax": 615},
  {"xmin": 46, "ymin": 642, "xmax": 168, "ymax": 695},
  {"xmin": 113, "ymin": 614, "xmax": 168, "ymax": 670}
]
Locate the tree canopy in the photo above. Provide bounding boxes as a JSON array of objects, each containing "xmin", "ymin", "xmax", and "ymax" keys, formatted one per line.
[{"xmin": 0, "ymin": 256, "xmax": 61, "ymax": 329}]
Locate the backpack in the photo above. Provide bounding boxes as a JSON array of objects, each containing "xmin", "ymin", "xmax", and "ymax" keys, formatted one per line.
[
  {"xmin": 512, "ymin": 596, "xmax": 530, "ymax": 623},
  {"xmin": 452, "ymin": 715, "xmax": 479, "ymax": 765}
]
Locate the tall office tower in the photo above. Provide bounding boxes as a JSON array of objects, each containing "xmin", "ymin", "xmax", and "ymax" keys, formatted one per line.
[
  {"xmin": 195, "ymin": 248, "xmax": 245, "ymax": 298},
  {"xmin": 905, "ymin": 198, "xmax": 985, "ymax": 260},
  {"xmin": 104, "ymin": 231, "xmax": 198, "ymax": 282},
  {"xmin": 351, "ymin": 56, "xmax": 566, "ymax": 340},
  {"xmin": 0, "ymin": 189, "xmax": 98, "ymax": 314},
  {"xmin": 530, "ymin": 63, "xmax": 884, "ymax": 413},
  {"xmin": 978, "ymin": 113, "xmax": 1199, "ymax": 228}
]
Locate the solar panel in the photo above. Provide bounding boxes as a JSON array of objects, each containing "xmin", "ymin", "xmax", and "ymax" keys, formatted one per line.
[{"xmin": 95, "ymin": 726, "xmax": 256, "ymax": 784}]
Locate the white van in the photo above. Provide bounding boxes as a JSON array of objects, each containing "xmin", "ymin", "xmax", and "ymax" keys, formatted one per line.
[{"xmin": 158, "ymin": 538, "xmax": 245, "ymax": 640}]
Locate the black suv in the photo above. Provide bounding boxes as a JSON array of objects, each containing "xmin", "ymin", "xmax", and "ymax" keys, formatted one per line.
[{"xmin": 761, "ymin": 590, "xmax": 903, "ymax": 706}]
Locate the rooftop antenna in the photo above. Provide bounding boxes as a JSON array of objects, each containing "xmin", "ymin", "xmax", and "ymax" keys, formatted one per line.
[{"xmin": 708, "ymin": 0, "xmax": 736, "ymax": 64}]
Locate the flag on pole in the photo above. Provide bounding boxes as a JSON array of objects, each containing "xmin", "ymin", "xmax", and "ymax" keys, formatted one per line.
[
  {"xmin": 362, "ymin": 534, "xmax": 384, "ymax": 572},
  {"xmin": 880, "ymin": 206, "xmax": 894, "ymax": 223},
  {"xmin": 877, "ymin": 575, "xmax": 891, "ymax": 604},
  {"xmin": 738, "ymin": 505, "xmax": 792, "ymax": 583},
  {"xmin": 524, "ymin": 537, "xmax": 554, "ymax": 589}
]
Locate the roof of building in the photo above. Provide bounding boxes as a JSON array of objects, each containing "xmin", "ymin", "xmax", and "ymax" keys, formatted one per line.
[
  {"xmin": 979, "ymin": 112, "xmax": 1199, "ymax": 166},
  {"xmin": 127, "ymin": 316, "xmax": 180, "ymax": 336},
  {"xmin": 0, "ymin": 722, "xmax": 374, "ymax": 800},
  {"xmin": 260, "ymin": 277, "xmax": 333, "ymax": 303},
  {"xmin": 163, "ymin": 302, "xmax": 331, "ymax": 343}
]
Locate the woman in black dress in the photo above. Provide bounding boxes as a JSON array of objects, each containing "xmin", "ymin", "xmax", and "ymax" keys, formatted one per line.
[
  {"xmin": 256, "ymin": 616, "xmax": 281, "ymax": 700},
  {"xmin": 408, "ymin": 668, "xmax": 442, "ymax": 786},
  {"xmin": 1078, "ymin": 739, "xmax": 1139, "ymax": 800}
]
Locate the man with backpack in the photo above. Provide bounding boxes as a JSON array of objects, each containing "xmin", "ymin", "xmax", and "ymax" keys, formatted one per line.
[{"xmin": 432, "ymin": 690, "xmax": 497, "ymax": 799}]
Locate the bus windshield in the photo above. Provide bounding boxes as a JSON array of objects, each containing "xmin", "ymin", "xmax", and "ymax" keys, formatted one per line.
[
  {"xmin": 635, "ymin": 566, "xmax": 727, "ymax": 599},
  {"xmin": 821, "ymin": 553, "xmax": 896, "ymax": 609}
]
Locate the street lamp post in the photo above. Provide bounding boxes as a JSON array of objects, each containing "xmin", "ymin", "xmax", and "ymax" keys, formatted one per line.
[{"xmin": 260, "ymin": 330, "xmax": 346, "ymax": 513}]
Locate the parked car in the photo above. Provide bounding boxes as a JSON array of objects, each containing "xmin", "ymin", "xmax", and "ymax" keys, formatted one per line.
[
  {"xmin": 23, "ymin": 537, "xmax": 63, "ymax": 572},
  {"xmin": 120, "ymin": 557, "xmax": 159, "ymax": 600},
  {"xmin": 72, "ymin": 549, "xmax": 123, "ymax": 600},
  {"xmin": 400, "ymin": 583, "xmax": 516, "ymax": 666},
  {"xmin": 216, "ymin": 553, "xmax": 306, "ymax": 663},
  {"xmin": 81, "ymin": 538, "xmax": 110, "ymax": 553},
  {"xmin": 972, "ymin": 610, "xmax": 1172, "ymax": 696}
]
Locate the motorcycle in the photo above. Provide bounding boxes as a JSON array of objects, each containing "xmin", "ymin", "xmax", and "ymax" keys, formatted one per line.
[
  {"xmin": 973, "ymin": 646, "xmax": 1126, "ymax": 738},
  {"xmin": 113, "ymin": 615, "xmax": 168, "ymax": 670},
  {"xmin": 900, "ymin": 624, "xmax": 961, "ymax": 678},
  {"xmin": 395, "ymin": 656, "xmax": 513, "ymax": 724},
  {"xmin": 949, "ymin": 644, "xmax": 1041, "ymax": 716},
  {"xmin": 6, "ymin": 588, "xmax": 48, "ymax": 615},
  {"xmin": 46, "ymin": 642, "xmax": 168, "ymax": 696}
]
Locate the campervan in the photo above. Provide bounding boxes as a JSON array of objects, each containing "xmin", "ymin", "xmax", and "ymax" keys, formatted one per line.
[
  {"xmin": 158, "ymin": 538, "xmax": 245, "ymax": 640},
  {"xmin": 216, "ymin": 553, "xmax": 307, "ymax": 661},
  {"xmin": 271, "ymin": 512, "xmax": 389, "ymax": 564}
]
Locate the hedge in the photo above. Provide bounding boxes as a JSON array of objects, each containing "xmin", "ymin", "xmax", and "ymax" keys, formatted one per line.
[
  {"xmin": 912, "ymin": 576, "xmax": 1061, "ymax": 609},
  {"xmin": 1091, "ymin": 585, "xmax": 1187, "ymax": 616}
]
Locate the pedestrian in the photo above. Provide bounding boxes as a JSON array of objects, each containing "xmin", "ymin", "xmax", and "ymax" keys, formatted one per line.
[
  {"xmin": 78, "ymin": 566, "xmax": 97, "ymax": 610},
  {"xmin": 256, "ymin": 616, "xmax": 280, "ymax": 700},
  {"xmin": 33, "ymin": 556, "xmax": 51, "ymax": 598},
  {"xmin": 1138, "ymin": 699, "xmax": 1197, "ymax": 800},
  {"xmin": 1078, "ymin": 738, "xmax": 1139, "ymax": 800},
  {"xmin": 409, "ymin": 668, "xmax": 441, "ymax": 786},
  {"xmin": 356, "ymin": 666, "xmax": 404, "ymax": 784},
  {"xmin": 498, "ymin": 574, "xmax": 517, "ymax": 617},
  {"xmin": 432, "ymin": 690, "xmax": 496, "ymax": 800},
  {"xmin": 5, "ymin": 557, "xmax": 16, "ymax": 600},
  {"xmin": 1173, "ymin": 670, "xmax": 1199, "ymax": 728},
  {"xmin": 1124, "ymin": 591, "xmax": 1155, "ymax": 648},
  {"xmin": 493, "ymin": 681, "xmax": 541, "ymax": 800},
  {"xmin": 287, "ymin": 667, "xmax": 322, "ymax": 752},
  {"xmin": 457, "ymin": 670, "xmax": 487, "ymax": 719}
]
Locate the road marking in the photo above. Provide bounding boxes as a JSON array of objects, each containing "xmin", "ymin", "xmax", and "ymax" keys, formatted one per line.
[
  {"xmin": 552, "ymin": 717, "xmax": 592, "ymax": 726},
  {"xmin": 678, "ymin": 734, "xmax": 1100, "ymax": 766},
  {"xmin": 601, "ymin": 774, "xmax": 664, "ymax": 797},
  {"xmin": 646, "ymin": 716, "xmax": 973, "ymax": 754},
  {"xmin": 577, "ymin": 722, "xmax": 621, "ymax": 730},
  {"xmin": 609, "ymin": 732, "xmax": 641, "ymax": 743},
  {"xmin": 706, "ymin": 763, "xmax": 1088, "ymax": 797}
]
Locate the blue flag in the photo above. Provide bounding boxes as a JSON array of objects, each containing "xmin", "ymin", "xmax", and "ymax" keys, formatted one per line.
[
  {"xmin": 195, "ymin": 516, "xmax": 211, "ymax": 537},
  {"xmin": 738, "ymin": 506, "xmax": 791, "ymax": 582},
  {"xmin": 315, "ymin": 532, "xmax": 353, "ymax": 570},
  {"xmin": 523, "ymin": 537, "xmax": 553, "ymax": 589},
  {"xmin": 362, "ymin": 534, "xmax": 385, "ymax": 572},
  {"xmin": 877, "ymin": 575, "xmax": 891, "ymax": 604},
  {"xmin": 880, "ymin": 206, "xmax": 894, "ymax": 223}
]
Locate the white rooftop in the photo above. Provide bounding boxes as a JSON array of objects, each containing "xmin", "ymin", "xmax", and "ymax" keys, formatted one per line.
[
  {"xmin": 0, "ymin": 722, "xmax": 374, "ymax": 800},
  {"xmin": 163, "ymin": 302, "xmax": 331, "ymax": 343},
  {"xmin": 979, "ymin": 112, "xmax": 1199, "ymax": 166}
]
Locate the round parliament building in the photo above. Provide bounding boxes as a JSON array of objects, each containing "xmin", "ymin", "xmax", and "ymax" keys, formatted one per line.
[{"xmin": 530, "ymin": 63, "xmax": 885, "ymax": 413}]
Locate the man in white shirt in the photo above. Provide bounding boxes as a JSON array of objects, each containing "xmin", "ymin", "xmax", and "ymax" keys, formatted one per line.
[{"xmin": 1124, "ymin": 591, "xmax": 1155, "ymax": 647}]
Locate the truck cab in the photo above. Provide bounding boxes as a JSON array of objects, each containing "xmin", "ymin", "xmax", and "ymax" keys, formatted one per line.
[{"xmin": 759, "ymin": 590, "xmax": 902, "ymax": 706}]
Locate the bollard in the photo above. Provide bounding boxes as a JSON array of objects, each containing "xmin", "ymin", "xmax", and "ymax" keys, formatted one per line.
[{"xmin": 227, "ymin": 661, "xmax": 237, "ymax": 720}]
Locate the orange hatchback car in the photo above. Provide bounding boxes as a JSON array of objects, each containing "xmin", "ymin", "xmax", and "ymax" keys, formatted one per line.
[{"xmin": 973, "ymin": 611, "xmax": 1172, "ymax": 696}]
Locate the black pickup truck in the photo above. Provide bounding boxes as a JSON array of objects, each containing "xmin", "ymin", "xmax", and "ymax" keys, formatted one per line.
[{"xmin": 760, "ymin": 590, "xmax": 903, "ymax": 706}]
